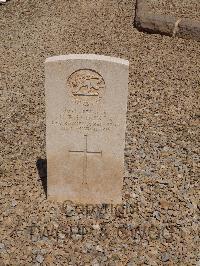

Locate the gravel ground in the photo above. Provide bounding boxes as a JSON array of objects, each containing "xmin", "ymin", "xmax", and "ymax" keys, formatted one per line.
[
  {"xmin": 146, "ymin": 0, "xmax": 200, "ymax": 20},
  {"xmin": 1, "ymin": 0, "xmax": 200, "ymax": 265}
]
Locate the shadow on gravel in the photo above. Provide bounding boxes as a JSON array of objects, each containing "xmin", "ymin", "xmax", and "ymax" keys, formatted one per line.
[{"xmin": 36, "ymin": 158, "xmax": 47, "ymax": 197}]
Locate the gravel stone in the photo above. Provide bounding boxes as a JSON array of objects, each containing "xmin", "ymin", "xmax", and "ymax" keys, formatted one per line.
[
  {"xmin": 161, "ymin": 252, "xmax": 170, "ymax": 262},
  {"xmin": 92, "ymin": 260, "xmax": 100, "ymax": 266},
  {"xmin": 36, "ymin": 254, "xmax": 44, "ymax": 264},
  {"xmin": 11, "ymin": 199, "xmax": 17, "ymax": 207},
  {"xmin": 0, "ymin": 243, "xmax": 5, "ymax": 249},
  {"xmin": 162, "ymin": 228, "xmax": 171, "ymax": 239},
  {"xmin": 65, "ymin": 204, "xmax": 76, "ymax": 217},
  {"xmin": 71, "ymin": 234, "xmax": 83, "ymax": 241},
  {"xmin": 127, "ymin": 259, "xmax": 137, "ymax": 266},
  {"xmin": 146, "ymin": 0, "xmax": 200, "ymax": 20},
  {"xmin": 96, "ymin": 245, "xmax": 103, "ymax": 252},
  {"xmin": 196, "ymin": 260, "xmax": 200, "ymax": 266},
  {"xmin": 85, "ymin": 242, "xmax": 93, "ymax": 251},
  {"xmin": 152, "ymin": 210, "xmax": 160, "ymax": 220}
]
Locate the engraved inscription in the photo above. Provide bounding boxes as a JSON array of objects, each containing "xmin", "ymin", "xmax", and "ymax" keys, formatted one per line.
[
  {"xmin": 52, "ymin": 107, "xmax": 118, "ymax": 133},
  {"xmin": 69, "ymin": 135, "xmax": 102, "ymax": 185},
  {"xmin": 67, "ymin": 69, "xmax": 105, "ymax": 101}
]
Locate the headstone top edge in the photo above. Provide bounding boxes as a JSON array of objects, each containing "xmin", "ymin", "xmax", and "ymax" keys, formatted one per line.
[{"xmin": 45, "ymin": 54, "xmax": 129, "ymax": 66}]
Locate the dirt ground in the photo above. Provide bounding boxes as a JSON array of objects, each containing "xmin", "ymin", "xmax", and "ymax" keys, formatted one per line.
[
  {"xmin": 0, "ymin": 0, "xmax": 200, "ymax": 265},
  {"xmin": 146, "ymin": 0, "xmax": 200, "ymax": 20}
]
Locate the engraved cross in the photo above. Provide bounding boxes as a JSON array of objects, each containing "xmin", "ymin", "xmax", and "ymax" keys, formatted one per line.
[{"xmin": 69, "ymin": 135, "xmax": 102, "ymax": 185}]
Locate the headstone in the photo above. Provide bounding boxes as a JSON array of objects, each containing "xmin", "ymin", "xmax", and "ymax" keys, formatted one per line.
[{"xmin": 45, "ymin": 54, "xmax": 129, "ymax": 204}]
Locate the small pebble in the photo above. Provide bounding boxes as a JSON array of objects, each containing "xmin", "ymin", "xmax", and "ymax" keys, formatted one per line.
[
  {"xmin": 36, "ymin": 254, "xmax": 44, "ymax": 264},
  {"xmin": 161, "ymin": 252, "xmax": 170, "ymax": 262},
  {"xmin": 65, "ymin": 204, "xmax": 76, "ymax": 217},
  {"xmin": 100, "ymin": 256, "xmax": 107, "ymax": 262},
  {"xmin": 32, "ymin": 249, "xmax": 39, "ymax": 255},
  {"xmin": 92, "ymin": 223, "xmax": 100, "ymax": 230},
  {"xmin": 85, "ymin": 242, "xmax": 93, "ymax": 250},
  {"xmin": 11, "ymin": 200, "xmax": 17, "ymax": 207},
  {"xmin": 58, "ymin": 233, "xmax": 65, "ymax": 239},
  {"xmin": 96, "ymin": 245, "xmax": 103, "ymax": 252},
  {"xmin": 0, "ymin": 243, "xmax": 5, "ymax": 249},
  {"xmin": 31, "ymin": 236, "xmax": 38, "ymax": 242},
  {"xmin": 153, "ymin": 210, "xmax": 160, "ymax": 220},
  {"xmin": 71, "ymin": 234, "xmax": 82, "ymax": 241},
  {"xmin": 163, "ymin": 228, "xmax": 171, "ymax": 239},
  {"xmin": 92, "ymin": 259, "xmax": 99, "ymax": 266},
  {"xmin": 127, "ymin": 258, "xmax": 137, "ymax": 266},
  {"xmin": 196, "ymin": 260, "xmax": 200, "ymax": 266}
]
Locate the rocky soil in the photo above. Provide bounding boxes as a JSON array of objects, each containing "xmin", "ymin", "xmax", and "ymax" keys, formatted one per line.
[
  {"xmin": 1, "ymin": 0, "xmax": 200, "ymax": 265},
  {"xmin": 146, "ymin": 0, "xmax": 200, "ymax": 20}
]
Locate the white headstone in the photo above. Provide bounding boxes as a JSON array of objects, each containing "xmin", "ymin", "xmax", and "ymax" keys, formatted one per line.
[{"xmin": 45, "ymin": 54, "xmax": 129, "ymax": 204}]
